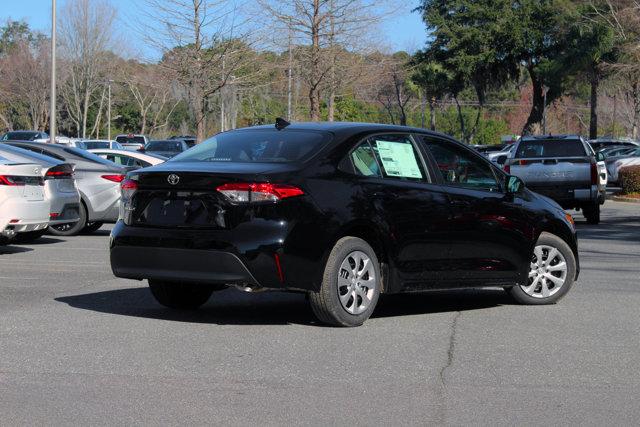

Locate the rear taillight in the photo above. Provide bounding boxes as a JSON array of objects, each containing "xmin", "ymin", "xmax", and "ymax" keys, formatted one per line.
[
  {"xmin": 120, "ymin": 179, "xmax": 138, "ymax": 199},
  {"xmin": 503, "ymin": 164, "xmax": 510, "ymax": 174},
  {"xmin": 216, "ymin": 182, "xmax": 304, "ymax": 203},
  {"xmin": 518, "ymin": 160, "xmax": 528, "ymax": 166},
  {"xmin": 46, "ymin": 164, "xmax": 74, "ymax": 180},
  {"xmin": 590, "ymin": 162, "xmax": 598, "ymax": 185},
  {"xmin": 102, "ymin": 174, "xmax": 126, "ymax": 183},
  {"xmin": 0, "ymin": 175, "xmax": 26, "ymax": 186}
]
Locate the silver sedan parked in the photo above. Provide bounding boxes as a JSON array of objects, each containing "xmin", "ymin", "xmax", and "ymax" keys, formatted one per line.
[
  {"xmin": 89, "ymin": 149, "xmax": 167, "ymax": 168},
  {"xmin": 0, "ymin": 143, "xmax": 80, "ymax": 241},
  {"xmin": 5, "ymin": 141, "xmax": 127, "ymax": 235}
]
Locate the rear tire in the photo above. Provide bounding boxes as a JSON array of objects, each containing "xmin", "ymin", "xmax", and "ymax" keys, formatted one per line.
[
  {"xmin": 309, "ymin": 237, "xmax": 381, "ymax": 327},
  {"xmin": 13, "ymin": 229, "xmax": 47, "ymax": 243},
  {"xmin": 508, "ymin": 232, "xmax": 576, "ymax": 305},
  {"xmin": 48, "ymin": 203, "xmax": 87, "ymax": 236},
  {"xmin": 148, "ymin": 280, "xmax": 215, "ymax": 310},
  {"xmin": 583, "ymin": 202, "xmax": 600, "ymax": 224}
]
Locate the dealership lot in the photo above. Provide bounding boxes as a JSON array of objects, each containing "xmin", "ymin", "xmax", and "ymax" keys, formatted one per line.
[{"xmin": 1, "ymin": 201, "xmax": 639, "ymax": 425}]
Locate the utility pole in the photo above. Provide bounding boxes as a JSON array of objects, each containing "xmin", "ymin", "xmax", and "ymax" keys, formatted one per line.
[
  {"xmin": 542, "ymin": 85, "xmax": 550, "ymax": 135},
  {"xmin": 107, "ymin": 80, "xmax": 113, "ymax": 140},
  {"xmin": 287, "ymin": 21, "xmax": 293, "ymax": 121},
  {"xmin": 220, "ymin": 55, "xmax": 225, "ymax": 132},
  {"xmin": 49, "ymin": 0, "xmax": 57, "ymax": 143}
]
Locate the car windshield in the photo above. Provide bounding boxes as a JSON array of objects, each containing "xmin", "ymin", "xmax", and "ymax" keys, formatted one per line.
[
  {"xmin": 2, "ymin": 131, "xmax": 40, "ymax": 141},
  {"xmin": 170, "ymin": 130, "xmax": 329, "ymax": 163},
  {"xmin": 516, "ymin": 139, "xmax": 586, "ymax": 158},
  {"xmin": 84, "ymin": 141, "xmax": 110, "ymax": 149},
  {"xmin": 146, "ymin": 141, "xmax": 184, "ymax": 152}
]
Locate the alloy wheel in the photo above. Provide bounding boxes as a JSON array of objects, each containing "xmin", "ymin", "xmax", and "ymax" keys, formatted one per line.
[
  {"xmin": 337, "ymin": 250, "xmax": 377, "ymax": 315},
  {"xmin": 523, "ymin": 245, "xmax": 568, "ymax": 299}
]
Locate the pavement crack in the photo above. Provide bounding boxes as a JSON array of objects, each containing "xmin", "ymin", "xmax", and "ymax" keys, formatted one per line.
[{"xmin": 439, "ymin": 310, "xmax": 461, "ymax": 387}]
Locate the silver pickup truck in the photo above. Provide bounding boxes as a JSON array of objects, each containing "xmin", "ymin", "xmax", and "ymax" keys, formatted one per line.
[{"xmin": 498, "ymin": 135, "xmax": 607, "ymax": 224}]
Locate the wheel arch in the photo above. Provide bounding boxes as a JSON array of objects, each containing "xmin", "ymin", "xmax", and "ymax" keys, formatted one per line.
[{"xmin": 323, "ymin": 220, "xmax": 395, "ymax": 293}]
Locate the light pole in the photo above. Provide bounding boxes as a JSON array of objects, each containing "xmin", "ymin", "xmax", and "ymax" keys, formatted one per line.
[
  {"xmin": 50, "ymin": 0, "xmax": 57, "ymax": 143},
  {"xmin": 107, "ymin": 79, "xmax": 113, "ymax": 140},
  {"xmin": 542, "ymin": 84, "xmax": 549, "ymax": 135}
]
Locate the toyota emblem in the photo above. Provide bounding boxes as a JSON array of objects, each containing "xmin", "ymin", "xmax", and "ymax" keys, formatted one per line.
[{"xmin": 167, "ymin": 174, "xmax": 180, "ymax": 185}]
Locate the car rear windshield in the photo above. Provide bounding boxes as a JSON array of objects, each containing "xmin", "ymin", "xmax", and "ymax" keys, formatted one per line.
[
  {"xmin": 2, "ymin": 131, "xmax": 40, "ymax": 141},
  {"xmin": 116, "ymin": 136, "xmax": 146, "ymax": 144},
  {"xmin": 146, "ymin": 141, "xmax": 183, "ymax": 152},
  {"xmin": 84, "ymin": 141, "xmax": 110, "ymax": 149},
  {"xmin": 516, "ymin": 139, "xmax": 586, "ymax": 158},
  {"xmin": 170, "ymin": 130, "xmax": 330, "ymax": 163}
]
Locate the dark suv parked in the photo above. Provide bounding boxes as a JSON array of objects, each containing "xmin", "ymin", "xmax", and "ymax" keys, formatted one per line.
[{"xmin": 110, "ymin": 122, "xmax": 579, "ymax": 326}]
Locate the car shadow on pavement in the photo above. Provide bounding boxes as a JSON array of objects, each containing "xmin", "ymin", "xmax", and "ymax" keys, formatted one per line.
[
  {"xmin": 0, "ymin": 245, "xmax": 34, "ymax": 254},
  {"xmin": 14, "ymin": 237, "xmax": 65, "ymax": 246},
  {"xmin": 575, "ymin": 216, "xmax": 640, "ymax": 243},
  {"xmin": 55, "ymin": 287, "xmax": 507, "ymax": 326}
]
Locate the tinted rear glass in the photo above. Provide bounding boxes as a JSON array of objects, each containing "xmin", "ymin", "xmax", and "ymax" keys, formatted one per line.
[
  {"xmin": 116, "ymin": 136, "xmax": 146, "ymax": 144},
  {"xmin": 516, "ymin": 139, "xmax": 586, "ymax": 158},
  {"xmin": 146, "ymin": 141, "xmax": 183, "ymax": 152},
  {"xmin": 2, "ymin": 131, "xmax": 40, "ymax": 141},
  {"xmin": 171, "ymin": 130, "xmax": 329, "ymax": 163},
  {"xmin": 0, "ymin": 144, "xmax": 61, "ymax": 165},
  {"xmin": 84, "ymin": 141, "xmax": 110, "ymax": 149}
]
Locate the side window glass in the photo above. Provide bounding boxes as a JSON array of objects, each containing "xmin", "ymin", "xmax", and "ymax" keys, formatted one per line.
[
  {"xmin": 425, "ymin": 139, "xmax": 500, "ymax": 192},
  {"xmin": 369, "ymin": 135, "xmax": 425, "ymax": 181},
  {"xmin": 350, "ymin": 142, "xmax": 382, "ymax": 177}
]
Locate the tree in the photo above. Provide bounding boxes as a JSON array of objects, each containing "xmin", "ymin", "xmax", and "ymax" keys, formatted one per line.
[
  {"xmin": 141, "ymin": 0, "xmax": 253, "ymax": 141},
  {"xmin": 258, "ymin": 0, "xmax": 392, "ymax": 121},
  {"xmin": 416, "ymin": 0, "xmax": 520, "ymax": 141},
  {"xmin": 411, "ymin": 55, "xmax": 451, "ymax": 131},
  {"xmin": 58, "ymin": 0, "xmax": 117, "ymax": 138}
]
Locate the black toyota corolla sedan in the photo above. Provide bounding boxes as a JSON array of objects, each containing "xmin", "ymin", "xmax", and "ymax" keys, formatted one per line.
[{"xmin": 110, "ymin": 121, "xmax": 579, "ymax": 326}]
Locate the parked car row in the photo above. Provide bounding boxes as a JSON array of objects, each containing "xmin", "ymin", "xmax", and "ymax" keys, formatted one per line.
[{"xmin": 0, "ymin": 138, "xmax": 170, "ymax": 244}]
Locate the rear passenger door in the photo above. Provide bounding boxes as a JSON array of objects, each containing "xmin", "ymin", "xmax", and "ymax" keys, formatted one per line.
[
  {"xmin": 418, "ymin": 136, "xmax": 533, "ymax": 285},
  {"xmin": 348, "ymin": 134, "xmax": 452, "ymax": 289}
]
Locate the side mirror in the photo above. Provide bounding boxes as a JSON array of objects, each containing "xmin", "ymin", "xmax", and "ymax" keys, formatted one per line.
[
  {"xmin": 507, "ymin": 175, "xmax": 525, "ymax": 195},
  {"xmin": 596, "ymin": 152, "xmax": 605, "ymax": 162},
  {"xmin": 496, "ymin": 155, "xmax": 507, "ymax": 165}
]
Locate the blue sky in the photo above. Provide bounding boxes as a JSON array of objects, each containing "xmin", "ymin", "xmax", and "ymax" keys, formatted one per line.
[{"xmin": 3, "ymin": 0, "xmax": 426, "ymax": 53}]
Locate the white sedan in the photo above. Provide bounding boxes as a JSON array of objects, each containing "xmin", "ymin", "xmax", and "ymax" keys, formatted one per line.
[
  {"xmin": 88, "ymin": 149, "xmax": 167, "ymax": 169},
  {"xmin": 0, "ymin": 158, "xmax": 50, "ymax": 243},
  {"xmin": 610, "ymin": 156, "xmax": 640, "ymax": 184}
]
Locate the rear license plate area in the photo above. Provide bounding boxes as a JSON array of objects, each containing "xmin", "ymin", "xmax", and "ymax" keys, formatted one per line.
[{"xmin": 135, "ymin": 192, "xmax": 225, "ymax": 228}]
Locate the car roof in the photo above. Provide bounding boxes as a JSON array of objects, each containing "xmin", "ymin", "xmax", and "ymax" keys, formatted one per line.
[
  {"xmin": 230, "ymin": 121, "xmax": 458, "ymax": 142},
  {"xmin": 519, "ymin": 134, "xmax": 583, "ymax": 141}
]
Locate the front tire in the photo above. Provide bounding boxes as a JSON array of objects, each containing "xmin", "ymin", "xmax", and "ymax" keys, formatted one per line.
[
  {"xmin": 309, "ymin": 237, "xmax": 381, "ymax": 327},
  {"xmin": 508, "ymin": 232, "xmax": 576, "ymax": 305},
  {"xmin": 148, "ymin": 280, "xmax": 216, "ymax": 310}
]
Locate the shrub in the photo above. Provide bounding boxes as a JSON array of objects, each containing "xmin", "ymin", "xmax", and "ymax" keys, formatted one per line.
[{"xmin": 619, "ymin": 165, "xmax": 640, "ymax": 194}]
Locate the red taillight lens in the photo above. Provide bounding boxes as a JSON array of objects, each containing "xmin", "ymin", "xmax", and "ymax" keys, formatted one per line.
[
  {"xmin": 102, "ymin": 174, "xmax": 126, "ymax": 183},
  {"xmin": 120, "ymin": 178, "xmax": 138, "ymax": 198},
  {"xmin": 503, "ymin": 164, "xmax": 510, "ymax": 174},
  {"xmin": 46, "ymin": 170, "xmax": 73, "ymax": 178},
  {"xmin": 216, "ymin": 182, "xmax": 304, "ymax": 203},
  {"xmin": 590, "ymin": 162, "xmax": 598, "ymax": 185},
  {"xmin": 518, "ymin": 160, "xmax": 528, "ymax": 166},
  {"xmin": 0, "ymin": 175, "xmax": 26, "ymax": 186}
]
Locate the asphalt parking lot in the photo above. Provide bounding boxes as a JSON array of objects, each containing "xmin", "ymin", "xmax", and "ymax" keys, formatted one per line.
[{"xmin": 1, "ymin": 201, "xmax": 639, "ymax": 425}]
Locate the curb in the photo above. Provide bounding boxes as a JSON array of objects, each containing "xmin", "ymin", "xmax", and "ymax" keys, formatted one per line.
[{"xmin": 610, "ymin": 195, "xmax": 640, "ymax": 203}]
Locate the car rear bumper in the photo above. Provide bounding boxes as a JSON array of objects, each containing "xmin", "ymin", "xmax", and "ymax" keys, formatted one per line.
[
  {"xmin": 0, "ymin": 199, "xmax": 50, "ymax": 236},
  {"xmin": 111, "ymin": 245, "xmax": 259, "ymax": 285},
  {"xmin": 49, "ymin": 202, "xmax": 80, "ymax": 225},
  {"xmin": 109, "ymin": 220, "xmax": 315, "ymax": 290}
]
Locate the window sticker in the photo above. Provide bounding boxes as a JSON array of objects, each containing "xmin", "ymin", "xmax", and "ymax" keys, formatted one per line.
[{"xmin": 375, "ymin": 140, "xmax": 423, "ymax": 179}]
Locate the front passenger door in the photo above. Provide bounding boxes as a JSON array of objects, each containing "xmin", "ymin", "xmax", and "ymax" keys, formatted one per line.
[{"xmin": 419, "ymin": 137, "xmax": 534, "ymax": 285}]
